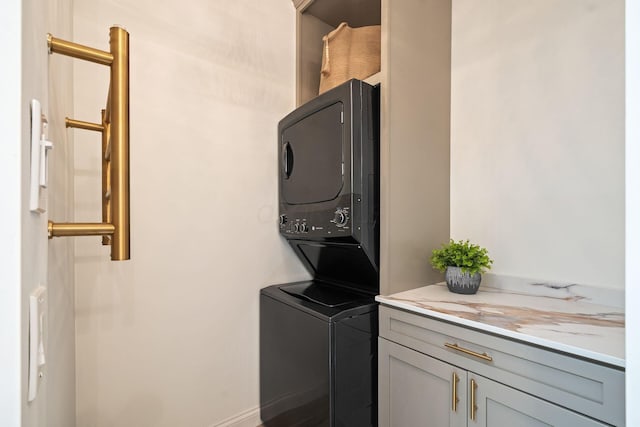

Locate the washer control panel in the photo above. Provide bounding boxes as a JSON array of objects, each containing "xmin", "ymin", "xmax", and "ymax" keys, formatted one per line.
[{"xmin": 279, "ymin": 206, "xmax": 352, "ymax": 237}]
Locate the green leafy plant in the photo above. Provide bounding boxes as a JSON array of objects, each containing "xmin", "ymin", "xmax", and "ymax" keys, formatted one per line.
[{"xmin": 430, "ymin": 239, "xmax": 493, "ymax": 275}]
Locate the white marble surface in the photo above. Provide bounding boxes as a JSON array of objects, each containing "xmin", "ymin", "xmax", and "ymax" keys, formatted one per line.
[{"xmin": 376, "ymin": 276, "xmax": 625, "ymax": 368}]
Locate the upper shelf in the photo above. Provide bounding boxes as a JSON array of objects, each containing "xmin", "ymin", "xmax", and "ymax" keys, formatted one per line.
[
  {"xmin": 298, "ymin": 0, "xmax": 381, "ymax": 27},
  {"xmin": 292, "ymin": 0, "xmax": 382, "ymax": 105}
]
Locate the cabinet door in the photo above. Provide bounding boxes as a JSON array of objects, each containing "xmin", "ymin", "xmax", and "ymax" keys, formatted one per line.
[
  {"xmin": 379, "ymin": 338, "xmax": 466, "ymax": 427},
  {"xmin": 470, "ymin": 374, "xmax": 608, "ymax": 427}
]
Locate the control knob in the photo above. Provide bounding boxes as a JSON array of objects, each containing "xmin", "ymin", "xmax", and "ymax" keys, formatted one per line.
[
  {"xmin": 333, "ymin": 210, "xmax": 348, "ymax": 227},
  {"xmin": 279, "ymin": 214, "xmax": 287, "ymax": 225}
]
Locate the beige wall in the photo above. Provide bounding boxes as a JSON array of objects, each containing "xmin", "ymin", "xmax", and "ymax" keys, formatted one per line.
[
  {"xmin": 20, "ymin": 0, "xmax": 49, "ymax": 422},
  {"xmin": 626, "ymin": 3, "xmax": 640, "ymax": 424},
  {"xmin": 0, "ymin": 0, "xmax": 76, "ymax": 425},
  {"xmin": 0, "ymin": 0, "xmax": 23, "ymax": 424},
  {"xmin": 451, "ymin": 0, "xmax": 624, "ymax": 288},
  {"xmin": 72, "ymin": 0, "xmax": 309, "ymax": 425},
  {"xmin": 68, "ymin": 0, "xmax": 627, "ymax": 424},
  {"xmin": 45, "ymin": 0, "xmax": 77, "ymax": 424}
]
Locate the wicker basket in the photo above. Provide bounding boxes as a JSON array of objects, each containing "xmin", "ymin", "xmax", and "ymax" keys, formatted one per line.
[{"xmin": 319, "ymin": 22, "xmax": 381, "ymax": 94}]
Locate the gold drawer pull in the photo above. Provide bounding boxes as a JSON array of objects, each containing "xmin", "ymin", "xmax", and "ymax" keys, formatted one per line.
[
  {"xmin": 452, "ymin": 371, "xmax": 460, "ymax": 412},
  {"xmin": 470, "ymin": 378, "xmax": 478, "ymax": 421},
  {"xmin": 445, "ymin": 342, "xmax": 493, "ymax": 362}
]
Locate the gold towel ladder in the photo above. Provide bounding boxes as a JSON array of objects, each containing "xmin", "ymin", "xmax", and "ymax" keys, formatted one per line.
[{"xmin": 47, "ymin": 26, "xmax": 130, "ymax": 261}]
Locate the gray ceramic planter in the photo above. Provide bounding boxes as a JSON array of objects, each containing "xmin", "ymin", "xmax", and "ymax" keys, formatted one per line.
[{"xmin": 445, "ymin": 266, "xmax": 481, "ymax": 294}]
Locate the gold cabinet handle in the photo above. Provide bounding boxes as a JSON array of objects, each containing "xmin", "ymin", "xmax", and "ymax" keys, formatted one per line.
[
  {"xmin": 445, "ymin": 342, "xmax": 493, "ymax": 362},
  {"xmin": 470, "ymin": 378, "xmax": 478, "ymax": 421},
  {"xmin": 452, "ymin": 371, "xmax": 460, "ymax": 412}
]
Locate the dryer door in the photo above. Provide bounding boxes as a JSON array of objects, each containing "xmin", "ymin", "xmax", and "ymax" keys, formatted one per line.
[{"xmin": 280, "ymin": 101, "xmax": 345, "ymax": 205}]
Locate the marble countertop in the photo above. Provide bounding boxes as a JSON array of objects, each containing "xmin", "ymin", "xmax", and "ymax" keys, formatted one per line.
[{"xmin": 376, "ymin": 275, "xmax": 625, "ymax": 368}]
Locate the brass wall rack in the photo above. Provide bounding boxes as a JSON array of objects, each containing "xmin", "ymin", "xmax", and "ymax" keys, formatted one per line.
[{"xmin": 47, "ymin": 26, "xmax": 130, "ymax": 261}]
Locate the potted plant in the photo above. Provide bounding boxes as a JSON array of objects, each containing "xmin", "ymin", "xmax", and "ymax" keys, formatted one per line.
[{"xmin": 430, "ymin": 239, "xmax": 493, "ymax": 294}]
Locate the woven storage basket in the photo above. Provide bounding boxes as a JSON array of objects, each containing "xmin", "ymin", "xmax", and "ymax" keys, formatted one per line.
[{"xmin": 319, "ymin": 22, "xmax": 381, "ymax": 94}]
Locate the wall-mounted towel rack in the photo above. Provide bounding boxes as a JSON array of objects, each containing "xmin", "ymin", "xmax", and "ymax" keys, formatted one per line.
[{"xmin": 47, "ymin": 26, "xmax": 130, "ymax": 261}]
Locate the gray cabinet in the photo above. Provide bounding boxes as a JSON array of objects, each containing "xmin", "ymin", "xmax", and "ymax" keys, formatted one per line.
[
  {"xmin": 378, "ymin": 306, "xmax": 625, "ymax": 426},
  {"xmin": 379, "ymin": 338, "xmax": 466, "ymax": 427},
  {"xmin": 379, "ymin": 338, "xmax": 608, "ymax": 426},
  {"xmin": 472, "ymin": 374, "xmax": 607, "ymax": 427}
]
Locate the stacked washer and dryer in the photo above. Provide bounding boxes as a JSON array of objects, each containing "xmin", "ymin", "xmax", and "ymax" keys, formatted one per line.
[{"xmin": 260, "ymin": 79, "xmax": 380, "ymax": 427}]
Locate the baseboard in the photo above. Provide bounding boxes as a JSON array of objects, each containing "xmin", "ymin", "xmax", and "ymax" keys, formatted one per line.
[{"xmin": 211, "ymin": 406, "xmax": 262, "ymax": 427}]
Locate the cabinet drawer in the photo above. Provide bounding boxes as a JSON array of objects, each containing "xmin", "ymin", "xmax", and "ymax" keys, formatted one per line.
[{"xmin": 379, "ymin": 305, "xmax": 625, "ymax": 426}]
